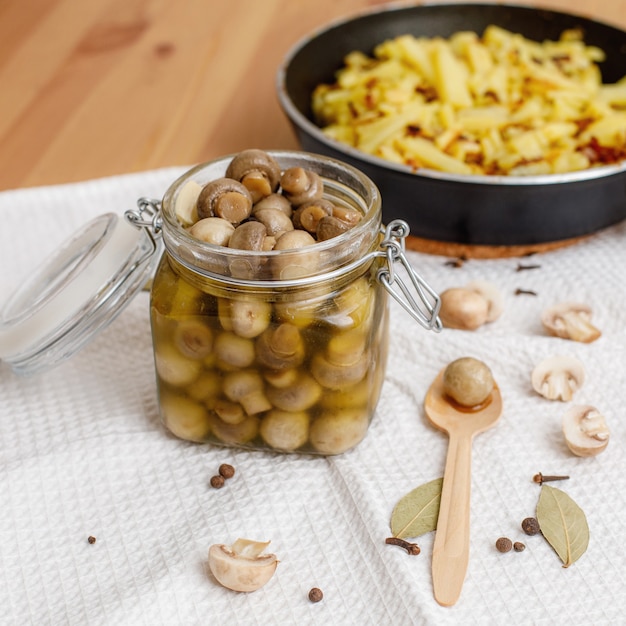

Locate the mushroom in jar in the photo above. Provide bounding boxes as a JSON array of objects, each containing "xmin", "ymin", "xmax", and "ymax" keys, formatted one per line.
[
  {"xmin": 292, "ymin": 198, "xmax": 334, "ymax": 233},
  {"xmin": 272, "ymin": 230, "xmax": 318, "ymax": 280},
  {"xmin": 155, "ymin": 343, "xmax": 202, "ymax": 387},
  {"xmin": 228, "ymin": 221, "xmax": 275, "ymax": 279},
  {"xmin": 174, "ymin": 179, "xmax": 202, "ymax": 226},
  {"xmin": 266, "ymin": 371, "xmax": 322, "ymax": 411},
  {"xmin": 209, "ymin": 413, "xmax": 260, "ymax": 445},
  {"xmin": 223, "ymin": 298, "xmax": 272, "ymax": 339},
  {"xmin": 531, "ymin": 355, "xmax": 585, "ymax": 401},
  {"xmin": 251, "ymin": 193, "xmax": 292, "ymax": 217},
  {"xmin": 160, "ymin": 391, "xmax": 211, "ymax": 442},
  {"xmin": 256, "ymin": 323, "xmax": 306, "ymax": 370},
  {"xmin": 542, "ymin": 302, "xmax": 601, "ymax": 343},
  {"xmin": 309, "ymin": 407, "xmax": 370, "ymax": 455},
  {"xmin": 280, "ymin": 167, "xmax": 324, "ymax": 206},
  {"xmin": 196, "ymin": 178, "xmax": 253, "ymax": 224},
  {"xmin": 562, "ymin": 404, "xmax": 610, "ymax": 456},
  {"xmin": 188, "ymin": 217, "xmax": 235, "ymax": 246},
  {"xmin": 442, "ymin": 357, "xmax": 495, "ymax": 407},
  {"xmin": 260, "ymin": 409, "xmax": 310, "ymax": 451},
  {"xmin": 172, "ymin": 318, "xmax": 214, "ymax": 360},
  {"xmin": 225, "ymin": 149, "xmax": 281, "ymax": 203},
  {"xmin": 222, "ymin": 370, "xmax": 272, "ymax": 416},
  {"xmin": 208, "ymin": 538, "xmax": 278, "ymax": 592},
  {"xmin": 253, "ymin": 208, "xmax": 294, "ymax": 239}
]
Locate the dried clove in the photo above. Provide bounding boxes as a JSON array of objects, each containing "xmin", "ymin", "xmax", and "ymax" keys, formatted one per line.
[
  {"xmin": 444, "ymin": 256, "xmax": 467, "ymax": 268},
  {"xmin": 515, "ymin": 288, "xmax": 538, "ymax": 296},
  {"xmin": 533, "ymin": 472, "xmax": 569, "ymax": 485},
  {"xmin": 516, "ymin": 263, "xmax": 542, "ymax": 272},
  {"xmin": 385, "ymin": 537, "xmax": 421, "ymax": 555}
]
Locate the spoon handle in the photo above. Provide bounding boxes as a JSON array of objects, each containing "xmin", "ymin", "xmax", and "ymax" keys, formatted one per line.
[{"xmin": 431, "ymin": 431, "xmax": 472, "ymax": 607}]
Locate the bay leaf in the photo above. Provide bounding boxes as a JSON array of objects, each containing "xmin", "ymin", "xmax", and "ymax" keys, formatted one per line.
[
  {"xmin": 536, "ymin": 484, "xmax": 589, "ymax": 568},
  {"xmin": 390, "ymin": 477, "xmax": 442, "ymax": 539}
]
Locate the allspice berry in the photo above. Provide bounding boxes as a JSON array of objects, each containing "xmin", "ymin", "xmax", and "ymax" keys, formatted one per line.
[
  {"xmin": 514, "ymin": 542, "xmax": 526, "ymax": 552},
  {"xmin": 219, "ymin": 463, "xmax": 236, "ymax": 479},
  {"xmin": 210, "ymin": 475, "xmax": 225, "ymax": 489},
  {"xmin": 521, "ymin": 517, "xmax": 541, "ymax": 536},
  {"xmin": 495, "ymin": 537, "xmax": 513, "ymax": 553},
  {"xmin": 308, "ymin": 587, "xmax": 323, "ymax": 603}
]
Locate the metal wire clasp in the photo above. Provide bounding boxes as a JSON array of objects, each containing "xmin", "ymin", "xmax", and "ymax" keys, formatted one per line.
[
  {"xmin": 125, "ymin": 197, "xmax": 163, "ymax": 239},
  {"xmin": 377, "ymin": 220, "xmax": 442, "ymax": 331}
]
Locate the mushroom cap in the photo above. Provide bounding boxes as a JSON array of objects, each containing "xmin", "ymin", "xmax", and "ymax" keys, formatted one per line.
[
  {"xmin": 196, "ymin": 178, "xmax": 253, "ymax": 223},
  {"xmin": 225, "ymin": 149, "xmax": 281, "ymax": 195},
  {"xmin": 280, "ymin": 167, "xmax": 324, "ymax": 206},
  {"xmin": 260, "ymin": 409, "xmax": 310, "ymax": 451},
  {"xmin": 252, "ymin": 193, "xmax": 292, "ymax": 217},
  {"xmin": 309, "ymin": 407, "xmax": 370, "ymax": 455},
  {"xmin": 317, "ymin": 215, "xmax": 351, "ymax": 241},
  {"xmin": 541, "ymin": 302, "xmax": 601, "ymax": 343},
  {"xmin": 208, "ymin": 540, "xmax": 278, "ymax": 592},
  {"xmin": 562, "ymin": 404, "xmax": 610, "ymax": 456},
  {"xmin": 531, "ymin": 355, "xmax": 585, "ymax": 401},
  {"xmin": 253, "ymin": 208, "xmax": 294, "ymax": 238},
  {"xmin": 228, "ymin": 220, "xmax": 268, "ymax": 252},
  {"xmin": 188, "ymin": 217, "xmax": 235, "ymax": 246}
]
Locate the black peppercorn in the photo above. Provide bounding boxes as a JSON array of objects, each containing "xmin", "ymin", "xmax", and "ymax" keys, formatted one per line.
[
  {"xmin": 87, "ymin": 536, "xmax": 96, "ymax": 544},
  {"xmin": 521, "ymin": 517, "xmax": 541, "ymax": 536},
  {"xmin": 210, "ymin": 475, "xmax": 225, "ymax": 489},
  {"xmin": 219, "ymin": 464, "xmax": 235, "ymax": 479},
  {"xmin": 308, "ymin": 587, "xmax": 323, "ymax": 603},
  {"xmin": 495, "ymin": 537, "xmax": 513, "ymax": 553}
]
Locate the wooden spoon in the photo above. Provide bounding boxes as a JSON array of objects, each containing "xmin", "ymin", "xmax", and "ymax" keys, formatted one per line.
[{"xmin": 424, "ymin": 367, "xmax": 502, "ymax": 607}]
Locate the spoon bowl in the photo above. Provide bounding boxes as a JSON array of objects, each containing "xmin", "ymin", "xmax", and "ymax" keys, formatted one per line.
[{"xmin": 424, "ymin": 367, "xmax": 502, "ymax": 607}]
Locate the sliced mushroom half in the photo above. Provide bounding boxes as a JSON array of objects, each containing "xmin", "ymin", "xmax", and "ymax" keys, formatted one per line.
[
  {"xmin": 541, "ymin": 302, "xmax": 601, "ymax": 343},
  {"xmin": 531, "ymin": 355, "xmax": 585, "ymax": 401},
  {"xmin": 208, "ymin": 538, "xmax": 278, "ymax": 592},
  {"xmin": 562, "ymin": 404, "xmax": 610, "ymax": 457}
]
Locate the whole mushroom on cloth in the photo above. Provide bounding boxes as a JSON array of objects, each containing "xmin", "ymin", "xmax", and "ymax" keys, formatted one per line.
[{"xmin": 438, "ymin": 280, "xmax": 503, "ymax": 330}]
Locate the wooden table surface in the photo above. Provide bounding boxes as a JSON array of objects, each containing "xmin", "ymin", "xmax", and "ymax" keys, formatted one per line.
[{"xmin": 1, "ymin": 0, "xmax": 625, "ymax": 191}]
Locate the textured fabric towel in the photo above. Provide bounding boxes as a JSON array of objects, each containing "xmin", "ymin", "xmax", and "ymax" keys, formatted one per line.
[{"xmin": 0, "ymin": 169, "xmax": 625, "ymax": 625}]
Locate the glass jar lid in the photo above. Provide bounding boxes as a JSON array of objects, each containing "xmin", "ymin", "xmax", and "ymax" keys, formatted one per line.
[{"xmin": 0, "ymin": 209, "xmax": 160, "ymax": 375}]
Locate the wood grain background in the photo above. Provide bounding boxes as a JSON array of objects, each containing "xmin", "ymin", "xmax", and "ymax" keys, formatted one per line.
[{"xmin": 1, "ymin": 0, "xmax": 625, "ymax": 190}]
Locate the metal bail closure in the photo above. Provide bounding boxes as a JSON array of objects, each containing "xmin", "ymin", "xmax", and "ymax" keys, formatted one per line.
[
  {"xmin": 0, "ymin": 198, "xmax": 163, "ymax": 375},
  {"xmin": 377, "ymin": 220, "xmax": 442, "ymax": 332}
]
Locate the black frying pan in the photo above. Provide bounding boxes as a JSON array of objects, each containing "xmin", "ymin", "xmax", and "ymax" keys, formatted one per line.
[{"xmin": 277, "ymin": 3, "xmax": 626, "ymax": 251}]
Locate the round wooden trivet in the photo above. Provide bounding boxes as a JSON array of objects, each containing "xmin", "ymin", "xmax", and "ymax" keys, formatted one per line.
[{"xmin": 405, "ymin": 234, "xmax": 589, "ymax": 259}]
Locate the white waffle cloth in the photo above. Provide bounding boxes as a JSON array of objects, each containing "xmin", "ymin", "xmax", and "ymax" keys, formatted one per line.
[{"xmin": 1, "ymin": 169, "xmax": 625, "ymax": 626}]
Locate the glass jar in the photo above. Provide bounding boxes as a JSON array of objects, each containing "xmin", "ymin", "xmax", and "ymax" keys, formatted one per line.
[
  {"xmin": 149, "ymin": 151, "xmax": 440, "ymax": 455},
  {"xmin": 0, "ymin": 150, "xmax": 440, "ymax": 454}
]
